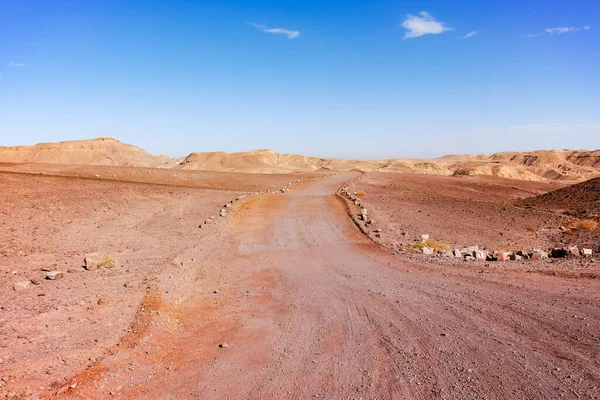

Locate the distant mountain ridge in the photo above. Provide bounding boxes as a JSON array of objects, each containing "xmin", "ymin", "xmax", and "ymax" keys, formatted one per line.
[{"xmin": 0, "ymin": 137, "xmax": 599, "ymax": 182}]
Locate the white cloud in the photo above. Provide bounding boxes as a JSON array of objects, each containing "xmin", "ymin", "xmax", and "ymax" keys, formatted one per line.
[
  {"xmin": 263, "ymin": 28, "xmax": 300, "ymax": 39},
  {"xmin": 546, "ymin": 27, "xmax": 577, "ymax": 34},
  {"xmin": 7, "ymin": 63, "xmax": 25, "ymax": 67},
  {"xmin": 248, "ymin": 22, "xmax": 299, "ymax": 39},
  {"xmin": 464, "ymin": 31, "xmax": 476, "ymax": 39},
  {"xmin": 401, "ymin": 11, "xmax": 452, "ymax": 39},
  {"xmin": 526, "ymin": 25, "xmax": 592, "ymax": 38}
]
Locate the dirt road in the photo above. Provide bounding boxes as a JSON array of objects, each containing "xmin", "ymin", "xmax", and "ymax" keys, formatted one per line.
[{"xmin": 61, "ymin": 173, "xmax": 599, "ymax": 399}]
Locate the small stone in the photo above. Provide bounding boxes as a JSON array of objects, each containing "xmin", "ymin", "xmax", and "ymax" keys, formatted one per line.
[
  {"xmin": 422, "ymin": 246, "xmax": 434, "ymax": 255},
  {"xmin": 45, "ymin": 271, "xmax": 64, "ymax": 280},
  {"xmin": 84, "ymin": 253, "xmax": 117, "ymax": 270},
  {"xmin": 568, "ymin": 246, "xmax": 580, "ymax": 257},
  {"xmin": 496, "ymin": 251, "xmax": 512, "ymax": 261},
  {"xmin": 531, "ymin": 249, "xmax": 548, "ymax": 260},
  {"xmin": 420, "ymin": 234, "xmax": 430, "ymax": 241},
  {"xmin": 13, "ymin": 281, "xmax": 31, "ymax": 291},
  {"xmin": 474, "ymin": 250, "xmax": 487, "ymax": 260},
  {"xmin": 30, "ymin": 278, "xmax": 42, "ymax": 286},
  {"xmin": 452, "ymin": 249, "xmax": 462, "ymax": 258},
  {"xmin": 220, "ymin": 209, "xmax": 227, "ymax": 217},
  {"xmin": 219, "ymin": 342, "xmax": 229, "ymax": 348},
  {"xmin": 581, "ymin": 248, "xmax": 593, "ymax": 257},
  {"xmin": 550, "ymin": 248, "xmax": 569, "ymax": 259}
]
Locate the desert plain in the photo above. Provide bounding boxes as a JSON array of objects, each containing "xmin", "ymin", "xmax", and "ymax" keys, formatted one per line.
[{"xmin": 1, "ymin": 138, "xmax": 600, "ymax": 399}]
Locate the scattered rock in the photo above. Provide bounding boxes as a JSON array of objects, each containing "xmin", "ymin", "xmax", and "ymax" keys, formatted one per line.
[
  {"xmin": 219, "ymin": 342, "xmax": 229, "ymax": 348},
  {"xmin": 422, "ymin": 246, "xmax": 434, "ymax": 255},
  {"xmin": 581, "ymin": 248, "xmax": 593, "ymax": 257},
  {"xmin": 531, "ymin": 250, "xmax": 548, "ymax": 260},
  {"xmin": 13, "ymin": 281, "xmax": 31, "ymax": 291},
  {"xmin": 496, "ymin": 251, "xmax": 512, "ymax": 261},
  {"xmin": 84, "ymin": 253, "xmax": 118, "ymax": 270},
  {"xmin": 474, "ymin": 250, "xmax": 487, "ymax": 260},
  {"xmin": 568, "ymin": 246, "xmax": 580, "ymax": 257},
  {"xmin": 452, "ymin": 249, "xmax": 462, "ymax": 258},
  {"xmin": 420, "ymin": 234, "xmax": 430, "ymax": 241},
  {"xmin": 550, "ymin": 248, "xmax": 569, "ymax": 259},
  {"xmin": 30, "ymin": 278, "xmax": 42, "ymax": 286},
  {"xmin": 45, "ymin": 271, "xmax": 64, "ymax": 280},
  {"xmin": 220, "ymin": 209, "xmax": 227, "ymax": 217}
]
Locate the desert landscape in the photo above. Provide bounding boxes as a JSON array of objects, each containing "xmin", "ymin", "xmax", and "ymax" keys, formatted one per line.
[{"xmin": 0, "ymin": 137, "xmax": 599, "ymax": 399}]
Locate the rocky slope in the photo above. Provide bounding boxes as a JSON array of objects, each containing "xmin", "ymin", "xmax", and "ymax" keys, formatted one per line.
[{"xmin": 0, "ymin": 137, "xmax": 175, "ymax": 167}]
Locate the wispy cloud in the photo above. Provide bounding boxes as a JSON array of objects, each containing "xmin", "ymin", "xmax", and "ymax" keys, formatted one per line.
[
  {"xmin": 401, "ymin": 11, "xmax": 452, "ymax": 39},
  {"xmin": 248, "ymin": 22, "xmax": 299, "ymax": 39},
  {"xmin": 7, "ymin": 63, "xmax": 25, "ymax": 67},
  {"xmin": 464, "ymin": 31, "xmax": 476, "ymax": 39},
  {"xmin": 546, "ymin": 27, "xmax": 577, "ymax": 34},
  {"xmin": 526, "ymin": 25, "xmax": 591, "ymax": 38}
]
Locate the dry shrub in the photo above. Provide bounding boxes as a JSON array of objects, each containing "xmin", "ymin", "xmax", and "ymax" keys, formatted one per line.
[
  {"xmin": 578, "ymin": 220, "xmax": 598, "ymax": 230},
  {"xmin": 419, "ymin": 239, "xmax": 451, "ymax": 253},
  {"xmin": 356, "ymin": 191, "xmax": 366, "ymax": 197}
]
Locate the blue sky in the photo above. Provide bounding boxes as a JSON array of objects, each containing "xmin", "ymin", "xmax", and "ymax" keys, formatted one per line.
[{"xmin": 1, "ymin": 0, "xmax": 598, "ymax": 158}]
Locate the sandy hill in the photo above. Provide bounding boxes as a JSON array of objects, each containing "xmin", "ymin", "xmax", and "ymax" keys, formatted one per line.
[
  {"xmin": 181, "ymin": 149, "xmax": 600, "ymax": 182},
  {"xmin": 0, "ymin": 137, "xmax": 175, "ymax": 168},
  {"xmin": 518, "ymin": 177, "xmax": 600, "ymax": 217},
  {"xmin": 180, "ymin": 150, "xmax": 383, "ymax": 174},
  {"xmin": 1, "ymin": 137, "xmax": 599, "ymax": 182}
]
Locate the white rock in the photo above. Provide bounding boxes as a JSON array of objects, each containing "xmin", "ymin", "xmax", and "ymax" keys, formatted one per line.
[
  {"xmin": 46, "ymin": 271, "xmax": 64, "ymax": 280},
  {"xmin": 420, "ymin": 234, "xmax": 430, "ymax": 241},
  {"xmin": 422, "ymin": 246, "xmax": 434, "ymax": 255},
  {"xmin": 13, "ymin": 281, "xmax": 31, "ymax": 291}
]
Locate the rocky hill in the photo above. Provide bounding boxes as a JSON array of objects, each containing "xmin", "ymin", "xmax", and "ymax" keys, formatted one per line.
[
  {"xmin": 0, "ymin": 137, "xmax": 175, "ymax": 168},
  {"xmin": 181, "ymin": 149, "xmax": 600, "ymax": 181},
  {"xmin": 1, "ymin": 138, "xmax": 599, "ymax": 181}
]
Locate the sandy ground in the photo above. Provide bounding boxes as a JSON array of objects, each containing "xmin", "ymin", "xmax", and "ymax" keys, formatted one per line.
[
  {"xmin": 347, "ymin": 172, "xmax": 573, "ymax": 251},
  {"xmin": 2, "ymin": 169, "xmax": 600, "ymax": 399},
  {"xmin": 0, "ymin": 169, "xmax": 311, "ymax": 398}
]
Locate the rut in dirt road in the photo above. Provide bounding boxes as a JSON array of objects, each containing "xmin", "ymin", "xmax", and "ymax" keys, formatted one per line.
[{"xmin": 64, "ymin": 173, "xmax": 600, "ymax": 400}]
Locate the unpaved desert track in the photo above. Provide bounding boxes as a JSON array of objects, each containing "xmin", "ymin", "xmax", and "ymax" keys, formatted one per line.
[{"xmin": 61, "ymin": 173, "xmax": 600, "ymax": 399}]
